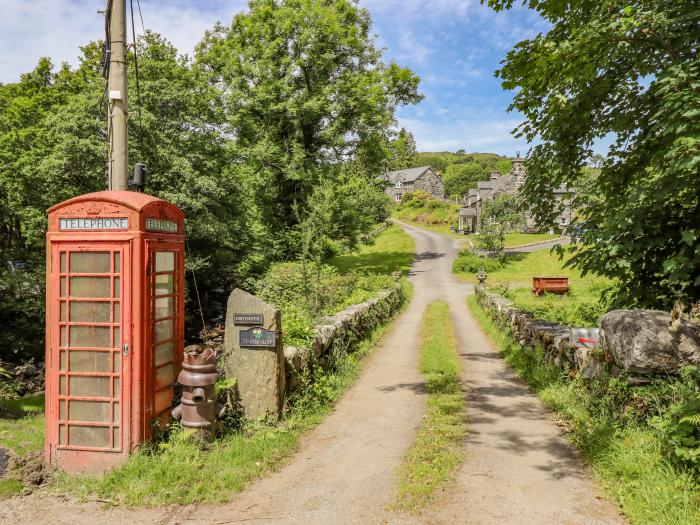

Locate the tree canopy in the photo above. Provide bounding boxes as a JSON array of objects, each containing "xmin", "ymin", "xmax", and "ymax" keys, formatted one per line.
[{"xmin": 489, "ymin": 0, "xmax": 700, "ymax": 308}]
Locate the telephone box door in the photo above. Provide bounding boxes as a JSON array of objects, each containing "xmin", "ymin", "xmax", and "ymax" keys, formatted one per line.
[{"xmin": 49, "ymin": 243, "xmax": 131, "ymax": 463}]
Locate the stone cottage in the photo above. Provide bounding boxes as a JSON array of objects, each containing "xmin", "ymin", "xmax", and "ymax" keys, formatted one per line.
[
  {"xmin": 380, "ymin": 166, "xmax": 445, "ymax": 202},
  {"xmin": 458, "ymin": 155, "xmax": 574, "ymax": 234}
]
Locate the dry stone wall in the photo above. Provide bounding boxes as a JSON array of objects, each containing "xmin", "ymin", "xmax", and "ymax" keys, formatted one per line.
[
  {"xmin": 475, "ymin": 286, "xmax": 700, "ymax": 380},
  {"xmin": 284, "ymin": 283, "xmax": 406, "ymax": 391}
]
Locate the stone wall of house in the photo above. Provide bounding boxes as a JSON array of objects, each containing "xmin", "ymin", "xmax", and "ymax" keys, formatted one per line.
[
  {"xmin": 284, "ymin": 282, "xmax": 406, "ymax": 391},
  {"xmin": 475, "ymin": 286, "xmax": 700, "ymax": 380},
  {"xmin": 412, "ymin": 169, "xmax": 445, "ymax": 199}
]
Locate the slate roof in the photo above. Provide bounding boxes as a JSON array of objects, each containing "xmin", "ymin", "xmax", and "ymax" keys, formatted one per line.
[{"xmin": 381, "ymin": 166, "xmax": 433, "ymax": 184}]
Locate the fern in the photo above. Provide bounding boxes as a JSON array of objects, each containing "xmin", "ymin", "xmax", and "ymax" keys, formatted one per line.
[{"xmin": 680, "ymin": 413, "xmax": 700, "ymax": 426}]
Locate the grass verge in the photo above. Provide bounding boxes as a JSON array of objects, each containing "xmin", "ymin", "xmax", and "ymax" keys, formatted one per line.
[
  {"xmin": 467, "ymin": 295, "xmax": 700, "ymax": 525},
  {"xmin": 327, "ymin": 224, "xmax": 414, "ymax": 275},
  {"xmin": 393, "ymin": 300, "xmax": 467, "ymax": 513},
  {"xmin": 54, "ymin": 281, "xmax": 413, "ymax": 507}
]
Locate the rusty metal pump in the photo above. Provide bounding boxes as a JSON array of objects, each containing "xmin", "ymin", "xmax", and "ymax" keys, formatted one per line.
[{"xmin": 172, "ymin": 345, "xmax": 226, "ymax": 440}]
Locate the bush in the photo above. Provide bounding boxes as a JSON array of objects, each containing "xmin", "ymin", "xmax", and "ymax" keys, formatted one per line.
[
  {"xmin": 452, "ymin": 250, "xmax": 504, "ymax": 274},
  {"xmin": 0, "ymin": 268, "xmax": 45, "ymax": 364}
]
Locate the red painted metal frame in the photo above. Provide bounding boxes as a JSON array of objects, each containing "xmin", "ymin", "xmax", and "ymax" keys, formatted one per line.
[{"xmin": 46, "ymin": 191, "xmax": 185, "ymax": 473}]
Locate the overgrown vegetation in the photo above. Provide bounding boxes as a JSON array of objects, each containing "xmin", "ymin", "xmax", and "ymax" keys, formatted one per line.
[
  {"xmin": 473, "ymin": 194, "xmax": 526, "ymax": 254},
  {"xmin": 54, "ymin": 282, "xmax": 411, "ymax": 506},
  {"xmin": 391, "ymin": 192, "xmax": 460, "ymax": 236},
  {"xmin": 468, "ymin": 296, "xmax": 700, "ymax": 525},
  {"xmin": 490, "ymin": 0, "xmax": 700, "ymax": 309},
  {"xmin": 394, "ymin": 300, "xmax": 466, "ymax": 512}
]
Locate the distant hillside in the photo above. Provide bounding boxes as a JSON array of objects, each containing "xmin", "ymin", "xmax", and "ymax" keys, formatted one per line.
[{"xmin": 416, "ymin": 151, "xmax": 513, "ymax": 199}]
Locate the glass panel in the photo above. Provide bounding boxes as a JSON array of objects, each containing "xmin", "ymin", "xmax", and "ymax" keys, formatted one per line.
[
  {"xmin": 155, "ymin": 364, "xmax": 175, "ymax": 389},
  {"xmin": 60, "ymin": 277, "xmax": 66, "ymax": 297},
  {"xmin": 113, "ymin": 353, "xmax": 120, "ymax": 373},
  {"xmin": 59, "ymin": 350, "xmax": 66, "ymax": 371},
  {"xmin": 113, "ymin": 402, "xmax": 120, "ymax": 423},
  {"xmin": 59, "ymin": 400, "xmax": 66, "ymax": 420},
  {"xmin": 69, "ymin": 301, "xmax": 110, "ymax": 323},
  {"xmin": 113, "ymin": 302, "xmax": 120, "ymax": 323},
  {"xmin": 154, "ymin": 388, "xmax": 173, "ymax": 413},
  {"xmin": 60, "ymin": 252, "xmax": 66, "ymax": 273},
  {"xmin": 70, "ymin": 400, "xmax": 110, "ymax": 422},
  {"xmin": 70, "ymin": 277, "xmax": 110, "ymax": 298},
  {"xmin": 113, "ymin": 377, "xmax": 120, "ymax": 397},
  {"xmin": 59, "ymin": 425, "xmax": 66, "ymax": 445},
  {"xmin": 155, "ymin": 252, "xmax": 175, "ymax": 272},
  {"xmin": 70, "ymin": 326, "xmax": 110, "ymax": 348},
  {"xmin": 60, "ymin": 302, "xmax": 66, "ymax": 321},
  {"xmin": 114, "ymin": 277, "xmax": 120, "ymax": 298},
  {"xmin": 155, "ymin": 341, "xmax": 174, "ymax": 366},
  {"xmin": 113, "ymin": 427, "xmax": 120, "ymax": 448},
  {"xmin": 154, "ymin": 319, "xmax": 174, "ymax": 343},
  {"xmin": 69, "ymin": 376, "xmax": 110, "ymax": 397},
  {"xmin": 154, "ymin": 296, "xmax": 174, "ymax": 319},
  {"xmin": 60, "ymin": 326, "xmax": 66, "ymax": 346},
  {"xmin": 154, "ymin": 274, "xmax": 173, "ymax": 295},
  {"xmin": 69, "ymin": 351, "xmax": 110, "ymax": 373},
  {"xmin": 113, "ymin": 327, "xmax": 120, "ymax": 348},
  {"xmin": 114, "ymin": 252, "xmax": 120, "ymax": 272},
  {"xmin": 68, "ymin": 425, "xmax": 110, "ymax": 448},
  {"xmin": 70, "ymin": 252, "xmax": 111, "ymax": 273},
  {"xmin": 59, "ymin": 376, "xmax": 66, "ymax": 395}
]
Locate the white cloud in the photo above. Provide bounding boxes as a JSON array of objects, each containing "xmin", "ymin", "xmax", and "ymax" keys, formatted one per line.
[{"xmin": 0, "ymin": 0, "xmax": 245, "ymax": 83}]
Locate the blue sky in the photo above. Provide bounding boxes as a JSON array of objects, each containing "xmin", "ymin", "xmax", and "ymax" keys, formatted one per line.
[{"xmin": 0, "ymin": 0, "xmax": 550, "ymax": 155}]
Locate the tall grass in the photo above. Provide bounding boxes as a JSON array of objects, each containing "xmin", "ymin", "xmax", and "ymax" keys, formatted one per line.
[{"xmin": 468, "ymin": 295, "xmax": 700, "ymax": 525}]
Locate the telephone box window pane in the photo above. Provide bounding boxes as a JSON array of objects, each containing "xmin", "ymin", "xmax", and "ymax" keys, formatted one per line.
[
  {"xmin": 69, "ymin": 301, "xmax": 110, "ymax": 323},
  {"xmin": 60, "ymin": 326, "xmax": 67, "ymax": 346},
  {"xmin": 155, "ymin": 341, "xmax": 174, "ymax": 366},
  {"xmin": 113, "ymin": 327, "xmax": 121, "ymax": 348},
  {"xmin": 113, "ymin": 302, "xmax": 120, "ymax": 323},
  {"xmin": 59, "ymin": 400, "xmax": 66, "ymax": 420},
  {"xmin": 70, "ymin": 277, "xmax": 111, "ymax": 298},
  {"xmin": 155, "ymin": 252, "xmax": 175, "ymax": 272},
  {"xmin": 60, "ymin": 277, "xmax": 66, "ymax": 297},
  {"xmin": 154, "ymin": 388, "xmax": 173, "ymax": 413},
  {"xmin": 114, "ymin": 277, "xmax": 120, "ymax": 298},
  {"xmin": 70, "ymin": 326, "xmax": 110, "ymax": 348},
  {"xmin": 113, "ymin": 354, "xmax": 120, "ymax": 373},
  {"xmin": 70, "ymin": 252, "xmax": 111, "ymax": 273},
  {"xmin": 154, "ymin": 274, "xmax": 174, "ymax": 295},
  {"xmin": 113, "ymin": 402, "xmax": 120, "ymax": 423},
  {"xmin": 113, "ymin": 427, "xmax": 120, "ymax": 448},
  {"xmin": 60, "ymin": 253, "xmax": 66, "ymax": 273},
  {"xmin": 113, "ymin": 377, "xmax": 120, "ymax": 397},
  {"xmin": 69, "ymin": 426, "xmax": 110, "ymax": 448},
  {"xmin": 59, "ymin": 376, "xmax": 66, "ymax": 395},
  {"xmin": 70, "ymin": 400, "xmax": 110, "ymax": 422},
  {"xmin": 59, "ymin": 350, "xmax": 66, "ymax": 371},
  {"xmin": 154, "ymin": 296, "xmax": 174, "ymax": 319},
  {"xmin": 114, "ymin": 252, "xmax": 121, "ymax": 272},
  {"xmin": 155, "ymin": 364, "xmax": 175, "ymax": 389},
  {"xmin": 70, "ymin": 376, "xmax": 110, "ymax": 397},
  {"xmin": 154, "ymin": 319, "xmax": 174, "ymax": 343},
  {"xmin": 59, "ymin": 425, "xmax": 66, "ymax": 445},
  {"xmin": 60, "ymin": 302, "xmax": 66, "ymax": 321},
  {"xmin": 69, "ymin": 351, "xmax": 110, "ymax": 373}
]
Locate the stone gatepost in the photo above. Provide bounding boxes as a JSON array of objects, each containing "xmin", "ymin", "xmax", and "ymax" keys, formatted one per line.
[{"xmin": 223, "ymin": 288, "xmax": 285, "ymax": 420}]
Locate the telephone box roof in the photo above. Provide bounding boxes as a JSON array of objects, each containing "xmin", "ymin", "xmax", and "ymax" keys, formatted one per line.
[{"xmin": 48, "ymin": 191, "xmax": 184, "ymax": 217}]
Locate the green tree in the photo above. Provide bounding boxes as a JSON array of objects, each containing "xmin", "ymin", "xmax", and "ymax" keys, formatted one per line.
[
  {"xmin": 443, "ymin": 162, "xmax": 484, "ymax": 198},
  {"xmin": 489, "ymin": 0, "xmax": 700, "ymax": 308},
  {"xmin": 476, "ymin": 194, "xmax": 526, "ymax": 254},
  {"xmin": 386, "ymin": 127, "xmax": 418, "ymax": 169},
  {"xmin": 196, "ymin": 0, "xmax": 422, "ymax": 259}
]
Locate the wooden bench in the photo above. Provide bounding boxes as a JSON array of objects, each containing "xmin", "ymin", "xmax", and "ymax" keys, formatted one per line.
[{"xmin": 532, "ymin": 277, "xmax": 569, "ymax": 296}]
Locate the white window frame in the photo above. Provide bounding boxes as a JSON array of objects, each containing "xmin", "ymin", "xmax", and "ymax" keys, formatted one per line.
[
  {"xmin": 395, "ymin": 180, "xmax": 402, "ymax": 189},
  {"xmin": 395, "ymin": 194, "xmax": 402, "ymax": 202}
]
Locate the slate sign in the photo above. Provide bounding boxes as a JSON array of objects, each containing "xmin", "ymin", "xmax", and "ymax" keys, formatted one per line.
[
  {"xmin": 239, "ymin": 327, "xmax": 276, "ymax": 348},
  {"xmin": 233, "ymin": 313, "xmax": 264, "ymax": 325}
]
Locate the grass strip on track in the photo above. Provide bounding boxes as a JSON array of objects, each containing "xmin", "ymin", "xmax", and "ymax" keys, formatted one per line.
[
  {"xmin": 393, "ymin": 299, "xmax": 467, "ymax": 513},
  {"xmin": 467, "ymin": 295, "xmax": 700, "ymax": 525}
]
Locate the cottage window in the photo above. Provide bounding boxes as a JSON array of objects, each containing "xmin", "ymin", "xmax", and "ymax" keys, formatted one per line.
[
  {"xmin": 395, "ymin": 194, "xmax": 402, "ymax": 202},
  {"xmin": 395, "ymin": 180, "xmax": 402, "ymax": 189}
]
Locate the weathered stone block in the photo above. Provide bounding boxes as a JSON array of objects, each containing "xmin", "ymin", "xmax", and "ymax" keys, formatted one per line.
[
  {"xmin": 601, "ymin": 309, "xmax": 700, "ymax": 375},
  {"xmin": 224, "ymin": 289, "xmax": 285, "ymax": 420}
]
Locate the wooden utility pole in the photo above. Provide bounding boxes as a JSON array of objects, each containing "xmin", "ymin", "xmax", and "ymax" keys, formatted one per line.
[{"xmin": 107, "ymin": 0, "xmax": 128, "ymax": 191}]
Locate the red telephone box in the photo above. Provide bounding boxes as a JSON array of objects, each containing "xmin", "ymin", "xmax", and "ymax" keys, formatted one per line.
[{"xmin": 45, "ymin": 191, "xmax": 185, "ymax": 472}]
